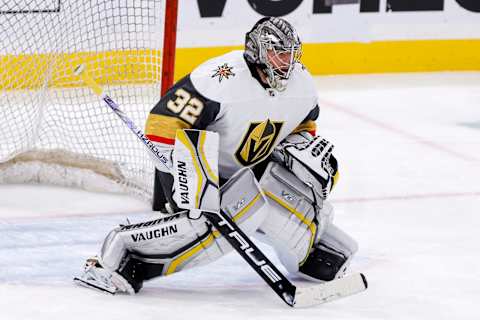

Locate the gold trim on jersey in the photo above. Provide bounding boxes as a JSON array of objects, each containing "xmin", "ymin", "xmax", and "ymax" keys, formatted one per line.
[
  {"xmin": 292, "ymin": 120, "xmax": 316, "ymax": 134},
  {"xmin": 264, "ymin": 191, "xmax": 317, "ymax": 266},
  {"xmin": 234, "ymin": 119, "xmax": 284, "ymax": 167},
  {"xmin": 146, "ymin": 114, "xmax": 191, "ymax": 140}
]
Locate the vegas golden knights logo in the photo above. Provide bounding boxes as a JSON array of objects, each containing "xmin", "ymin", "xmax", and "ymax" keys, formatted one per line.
[{"xmin": 235, "ymin": 119, "xmax": 283, "ymax": 166}]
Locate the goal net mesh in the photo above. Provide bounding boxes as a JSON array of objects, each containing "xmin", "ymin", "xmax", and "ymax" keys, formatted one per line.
[{"xmin": 0, "ymin": 0, "xmax": 167, "ymax": 201}]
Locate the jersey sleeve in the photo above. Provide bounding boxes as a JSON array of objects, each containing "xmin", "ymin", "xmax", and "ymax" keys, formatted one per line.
[
  {"xmin": 292, "ymin": 105, "xmax": 319, "ymax": 136},
  {"xmin": 145, "ymin": 74, "xmax": 221, "ymax": 145}
]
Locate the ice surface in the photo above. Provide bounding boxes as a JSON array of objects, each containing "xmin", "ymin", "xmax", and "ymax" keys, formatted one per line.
[{"xmin": 1, "ymin": 72, "xmax": 479, "ymax": 319}]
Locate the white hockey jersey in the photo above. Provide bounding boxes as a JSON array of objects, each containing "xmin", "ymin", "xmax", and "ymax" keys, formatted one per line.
[{"xmin": 146, "ymin": 50, "xmax": 319, "ymax": 178}]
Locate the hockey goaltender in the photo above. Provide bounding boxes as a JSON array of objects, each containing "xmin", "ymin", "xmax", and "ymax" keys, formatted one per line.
[{"xmin": 74, "ymin": 17, "xmax": 363, "ymax": 305}]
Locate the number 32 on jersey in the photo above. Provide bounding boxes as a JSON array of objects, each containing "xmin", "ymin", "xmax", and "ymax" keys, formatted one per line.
[{"xmin": 167, "ymin": 88, "xmax": 204, "ymax": 125}]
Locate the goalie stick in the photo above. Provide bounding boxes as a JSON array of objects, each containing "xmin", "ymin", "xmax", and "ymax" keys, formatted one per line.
[{"xmin": 73, "ymin": 64, "xmax": 367, "ymax": 307}]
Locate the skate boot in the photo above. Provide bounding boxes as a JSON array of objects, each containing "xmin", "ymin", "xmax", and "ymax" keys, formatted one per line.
[{"xmin": 73, "ymin": 257, "xmax": 135, "ymax": 295}]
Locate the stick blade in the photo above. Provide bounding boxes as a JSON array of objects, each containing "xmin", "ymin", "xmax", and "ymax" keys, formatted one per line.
[{"xmin": 294, "ymin": 273, "xmax": 367, "ymax": 308}]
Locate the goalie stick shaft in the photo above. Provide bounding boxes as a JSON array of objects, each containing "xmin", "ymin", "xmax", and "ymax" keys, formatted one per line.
[
  {"xmin": 74, "ymin": 64, "xmax": 367, "ymax": 307},
  {"xmin": 74, "ymin": 65, "xmax": 171, "ymax": 169}
]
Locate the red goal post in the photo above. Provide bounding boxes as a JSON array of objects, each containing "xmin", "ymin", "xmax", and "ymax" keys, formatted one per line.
[{"xmin": 153, "ymin": 0, "xmax": 178, "ymax": 210}]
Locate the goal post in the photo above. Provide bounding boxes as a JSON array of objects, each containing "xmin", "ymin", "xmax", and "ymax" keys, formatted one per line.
[
  {"xmin": 161, "ymin": 0, "xmax": 179, "ymax": 96},
  {"xmin": 0, "ymin": 0, "xmax": 178, "ymax": 202},
  {"xmin": 153, "ymin": 0, "xmax": 178, "ymax": 211}
]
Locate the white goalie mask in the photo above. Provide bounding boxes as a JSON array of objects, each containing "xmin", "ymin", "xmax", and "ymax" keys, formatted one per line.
[{"xmin": 245, "ymin": 17, "xmax": 302, "ymax": 92}]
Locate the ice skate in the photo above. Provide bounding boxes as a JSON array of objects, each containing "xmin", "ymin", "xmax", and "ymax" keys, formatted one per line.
[{"xmin": 73, "ymin": 257, "xmax": 134, "ymax": 295}]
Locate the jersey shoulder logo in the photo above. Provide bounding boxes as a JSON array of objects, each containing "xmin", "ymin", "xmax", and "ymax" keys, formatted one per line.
[
  {"xmin": 211, "ymin": 63, "xmax": 235, "ymax": 82},
  {"xmin": 235, "ymin": 119, "xmax": 284, "ymax": 167}
]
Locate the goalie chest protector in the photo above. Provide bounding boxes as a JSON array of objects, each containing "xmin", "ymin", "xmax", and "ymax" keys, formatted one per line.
[{"xmin": 189, "ymin": 50, "xmax": 319, "ymax": 178}]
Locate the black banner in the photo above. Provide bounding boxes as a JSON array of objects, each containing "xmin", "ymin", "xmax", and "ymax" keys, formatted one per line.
[
  {"xmin": 247, "ymin": 0, "xmax": 303, "ymax": 16},
  {"xmin": 197, "ymin": 0, "xmax": 227, "ymax": 17},
  {"xmin": 387, "ymin": 0, "xmax": 444, "ymax": 12},
  {"xmin": 456, "ymin": 0, "xmax": 480, "ymax": 12}
]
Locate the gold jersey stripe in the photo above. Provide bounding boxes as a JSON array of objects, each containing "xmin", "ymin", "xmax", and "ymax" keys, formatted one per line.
[
  {"xmin": 145, "ymin": 114, "xmax": 191, "ymax": 140},
  {"xmin": 292, "ymin": 120, "xmax": 316, "ymax": 134},
  {"xmin": 264, "ymin": 191, "xmax": 317, "ymax": 266}
]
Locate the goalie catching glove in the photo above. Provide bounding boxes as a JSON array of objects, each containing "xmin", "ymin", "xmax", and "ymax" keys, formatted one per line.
[{"xmin": 272, "ymin": 132, "xmax": 339, "ymax": 199}]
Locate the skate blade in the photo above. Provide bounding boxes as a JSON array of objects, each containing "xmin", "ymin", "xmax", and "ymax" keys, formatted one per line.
[{"xmin": 73, "ymin": 276, "xmax": 117, "ymax": 295}]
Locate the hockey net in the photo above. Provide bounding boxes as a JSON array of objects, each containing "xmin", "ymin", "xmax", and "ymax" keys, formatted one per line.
[{"xmin": 0, "ymin": 0, "xmax": 174, "ymax": 202}]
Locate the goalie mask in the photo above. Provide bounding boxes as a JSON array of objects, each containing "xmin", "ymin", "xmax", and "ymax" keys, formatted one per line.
[{"xmin": 245, "ymin": 17, "xmax": 302, "ymax": 92}]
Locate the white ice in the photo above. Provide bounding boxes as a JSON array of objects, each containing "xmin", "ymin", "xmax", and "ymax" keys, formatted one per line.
[{"xmin": 1, "ymin": 72, "xmax": 479, "ymax": 320}]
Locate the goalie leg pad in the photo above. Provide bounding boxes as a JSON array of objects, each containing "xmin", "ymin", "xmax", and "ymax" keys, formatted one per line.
[
  {"xmin": 257, "ymin": 162, "xmax": 334, "ymax": 273},
  {"xmin": 93, "ymin": 168, "xmax": 267, "ymax": 292},
  {"xmin": 298, "ymin": 223, "xmax": 358, "ymax": 282},
  {"xmin": 97, "ymin": 211, "xmax": 212, "ymax": 291}
]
